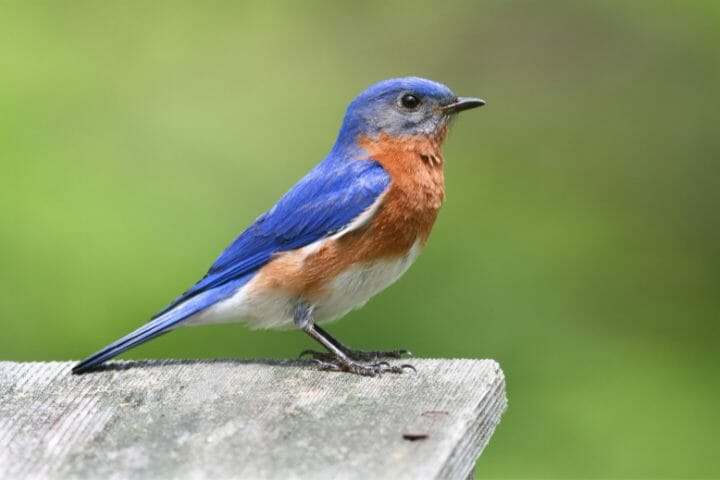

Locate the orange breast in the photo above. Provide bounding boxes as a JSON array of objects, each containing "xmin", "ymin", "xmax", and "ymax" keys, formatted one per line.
[
  {"xmin": 249, "ymin": 133, "xmax": 446, "ymax": 301},
  {"xmin": 356, "ymin": 132, "xmax": 446, "ymax": 247}
]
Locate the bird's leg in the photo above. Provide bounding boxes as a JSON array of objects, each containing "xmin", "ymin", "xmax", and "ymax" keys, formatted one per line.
[
  {"xmin": 293, "ymin": 303, "xmax": 413, "ymax": 376},
  {"xmin": 301, "ymin": 324, "xmax": 413, "ymax": 362},
  {"xmin": 304, "ymin": 323, "xmax": 414, "ymax": 376}
]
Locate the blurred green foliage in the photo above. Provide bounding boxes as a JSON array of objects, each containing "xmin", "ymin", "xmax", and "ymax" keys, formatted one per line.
[{"xmin": 1, "ymin": 1, "xmax": 718, "ymax": 477}]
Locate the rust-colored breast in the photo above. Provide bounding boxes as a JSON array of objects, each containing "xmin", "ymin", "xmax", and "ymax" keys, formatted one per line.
[
  {"xmin": 357, "ymin": 132, "xmax": 446, "ymax": 248},
  {"xmin": 250, "ymin": 133, "xmax": 445, "ymax": 301}
]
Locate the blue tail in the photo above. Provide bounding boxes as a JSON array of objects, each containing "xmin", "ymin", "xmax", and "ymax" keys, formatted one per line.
[
  {"xmin": 72, "ymin": 276, "xmax": 252, "ymax": 374},
  {"xmin": 72, "ymin": 315, "xmax": 180, "ymax": 373}
]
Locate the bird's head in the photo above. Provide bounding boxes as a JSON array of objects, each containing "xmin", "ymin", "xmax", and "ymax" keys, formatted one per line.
[{"xmin": 334, "ymin": 77, "xmax": 484, "ymax": 150}]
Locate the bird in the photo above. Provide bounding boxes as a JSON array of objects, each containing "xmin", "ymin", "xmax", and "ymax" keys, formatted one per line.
[{"xmin": 73, "ymin": 77, "xmax": 484, "ymax": 376}]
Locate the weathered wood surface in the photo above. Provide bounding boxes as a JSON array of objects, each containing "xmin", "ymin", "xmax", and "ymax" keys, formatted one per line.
[{"xmin": 0, "ymin": 359, "xmax": 506, "ymax": 480}]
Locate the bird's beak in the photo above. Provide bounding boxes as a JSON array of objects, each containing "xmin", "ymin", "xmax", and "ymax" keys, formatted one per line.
[{"xmin": 441, "ymin": 97, "xmax": 486, "ymax": 114}]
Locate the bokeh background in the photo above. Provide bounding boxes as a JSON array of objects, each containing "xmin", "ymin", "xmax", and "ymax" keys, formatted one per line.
[{"xmin": 2, "ymin": 1, "xmax": 718, "ymax": 477}]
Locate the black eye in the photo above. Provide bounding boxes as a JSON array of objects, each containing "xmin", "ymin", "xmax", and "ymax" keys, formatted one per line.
[{"xmin": 400, "ymin": 93, "xmax": 421, "ymax": 109}]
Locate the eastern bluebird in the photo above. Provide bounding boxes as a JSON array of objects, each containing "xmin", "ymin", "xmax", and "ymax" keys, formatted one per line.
[{"xmin": 73, "ymin": 77, "xmax": 484, "ymax": 376}]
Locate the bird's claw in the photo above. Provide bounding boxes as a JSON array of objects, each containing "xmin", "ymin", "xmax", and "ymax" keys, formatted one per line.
[
  {"xmin": 310, "ymin": 358, "xmax": 415, "ymax": 377},
  {"xmin": 298, "ymin": 344, "xmax": 415, "ymax": 376},
  {"xmin": 299, "ymin": 349, "xmax": 330, "ymax": 360},
  {"xmin": 299, "ymin": 348, "xmax": 413, "ymax": 362},
  {"xmin": 352, "ymin": 348, "xmax": 412, "ymax": 361}
]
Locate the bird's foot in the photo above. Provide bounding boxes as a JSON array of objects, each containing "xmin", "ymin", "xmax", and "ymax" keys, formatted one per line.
[
  {"xmin": 299, "ymin": 348, "xmax": 412, "ymax": 363},
  {"xmin": 310, "ymin": 358, "xmax": 416, "ymax": 377}
]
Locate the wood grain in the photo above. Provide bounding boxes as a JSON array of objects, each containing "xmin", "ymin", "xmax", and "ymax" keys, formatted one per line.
[{"xmin": 0, "ymin": 359, "xmax": 506, "ymax": 480}]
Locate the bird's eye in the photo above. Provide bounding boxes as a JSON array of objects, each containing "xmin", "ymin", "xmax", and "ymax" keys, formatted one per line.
[{"xmin": 400, "ymin": 94, "xmax": 421, "ymax": 109}]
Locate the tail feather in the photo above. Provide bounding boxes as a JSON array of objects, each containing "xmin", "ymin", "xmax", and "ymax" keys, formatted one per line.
[
  {"xmin": 72, "ymin": 315, "xmax": 179, "ymax": 374},
  {"xmin": 72, "ymin": 284, "xmax": 234, "ymax": 373},
  {"xmin": 73, "ymin": 272, "xmax": 256, "ymax": 374}
]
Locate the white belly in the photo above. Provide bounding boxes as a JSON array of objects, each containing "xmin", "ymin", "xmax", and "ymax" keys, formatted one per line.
[{"xmin": 182, "ymin": 239, "xmax": 422, "ymax": 330}]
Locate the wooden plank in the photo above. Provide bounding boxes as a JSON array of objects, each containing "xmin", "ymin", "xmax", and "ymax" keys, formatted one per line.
[{"xmin": 0, "ymin": 359, "xmax": 506, "ymax": 479}]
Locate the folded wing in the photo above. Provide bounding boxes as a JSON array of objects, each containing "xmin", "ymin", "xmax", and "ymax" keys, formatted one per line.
[{"xmin": 154, "ymin": 158, "xmax": 391, "ymax": 318}]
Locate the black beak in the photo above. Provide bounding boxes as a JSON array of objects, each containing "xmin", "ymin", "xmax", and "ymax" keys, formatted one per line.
[{"xmin": 441, "ymin": 97, "xmax": 486, "ymax": 114}]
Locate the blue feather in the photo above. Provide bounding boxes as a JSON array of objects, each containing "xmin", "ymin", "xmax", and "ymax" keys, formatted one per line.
[
  {"xmin": 72, "ymin": 274, "xmax": 253, "ymax": 373},
  {"xmin": 74, "ymin": 156, "xmax": 390, "ymax": 372},
  {"xmin": 153, "ymin": 156, "xmax": 390, "ymax": 318}
]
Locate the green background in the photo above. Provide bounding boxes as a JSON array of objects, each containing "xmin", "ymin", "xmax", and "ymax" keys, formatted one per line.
[{"xmin": 1, "ymin": 1, "xmax": 718, "ymax": 477}]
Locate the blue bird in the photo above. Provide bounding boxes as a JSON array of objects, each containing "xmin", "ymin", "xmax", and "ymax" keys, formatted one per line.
[{"xmin": 73, "ymin": 77, "xmax": 484, "ymax": 376}]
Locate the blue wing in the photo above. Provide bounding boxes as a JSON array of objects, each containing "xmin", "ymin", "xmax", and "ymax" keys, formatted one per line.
[
  {"xmin": 73, "ymin": 157, "xmax": 391, "ymax": 373},
  {"xmin": 156, "ymin": 156, "xmax": 391, "ymax": 317}
]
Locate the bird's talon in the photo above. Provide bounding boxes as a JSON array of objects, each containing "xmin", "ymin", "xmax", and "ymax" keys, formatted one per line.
[
  {"xmin": 312, "ymin": 359, "xmax": 341, "ymax": 371},
  {"xmin": 309, "ymin": 356, "xmax": 413, "ymax": 377},
  {"xmin": 298, "ymin": 349, "xmax": 336, "ymax": 361},
  {"xmin": 335, "ymin": 347, "xmax": 415, "ymax": 362}
]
